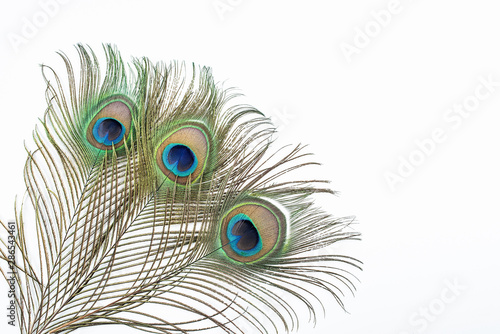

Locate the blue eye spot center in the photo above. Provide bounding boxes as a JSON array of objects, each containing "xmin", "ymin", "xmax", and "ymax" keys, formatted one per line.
[
  {"xmin": 92, "ymin": 117, "xmax": 125, "ymax": 146},
  {"xmin": 232, "ymin": 220, "xmax": 259, "ymax": 251},
  {"xmin": 98, "ymin": 119, "xmax": 122, "ymax": 141},
  {"xmin": 227, "ymin": 213, "xmax": 263, "ymax": 257},
  {"xmin": 168, "ymin": 145, "xmax": 195, "ymax": 172},
  {"xmin": 162, "ymin": 144, "xmax": 198, "ymax": 177}
]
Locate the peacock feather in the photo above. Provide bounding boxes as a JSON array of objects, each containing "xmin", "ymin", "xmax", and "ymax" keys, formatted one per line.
[{"xmin": 0, "ymin": 44, "xmax": 361, "ymax": 334}]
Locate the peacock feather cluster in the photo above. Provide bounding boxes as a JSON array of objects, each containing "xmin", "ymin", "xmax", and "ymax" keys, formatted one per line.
[{"xmin": 0, "ymin": 44, "xmax": 361, "ymax": 334}]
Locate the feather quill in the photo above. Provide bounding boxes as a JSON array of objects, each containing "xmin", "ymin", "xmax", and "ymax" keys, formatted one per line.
[{"xmin": 0, "ymin": 44, "xmax": 361, "ymax": 334}]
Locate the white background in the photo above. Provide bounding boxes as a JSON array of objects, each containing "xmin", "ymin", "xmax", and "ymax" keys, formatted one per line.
[{"xmin": 1, "ymin": 0, "xmax": 499, "ymax": 333}]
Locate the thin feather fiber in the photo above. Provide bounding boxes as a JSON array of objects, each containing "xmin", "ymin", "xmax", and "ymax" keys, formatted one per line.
[{"xmin": 0, "ymin": 44, "xmax": 361, "ymax": 334}]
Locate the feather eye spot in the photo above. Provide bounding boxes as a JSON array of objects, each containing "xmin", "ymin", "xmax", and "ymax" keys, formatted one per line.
[
  {"xmin": 220, "ymin": 201, "xmax": 286, "ymax": 263},
  {"xmin": 156, "ymin": 125, "xmax": 210, "ymax": 185},
  {"xmin": 86, "ymin": 98, "xmax": 134, "ymax": 150},
  {"xmin": 227, "ymin": 214, "xmax": 263, "ymax": 256},
  {"xmin": 93, "ymin": 118, "xmax": 125, "ymax": 145},
  {"xmin": 162, "ymin": 144, "xmax": 198, "ymax": 176}
]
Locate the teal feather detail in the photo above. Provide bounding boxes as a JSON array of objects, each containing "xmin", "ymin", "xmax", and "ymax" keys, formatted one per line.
[{"xmin": 0, "ymin": 44, "xmax": 361, "ymax": 334}]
